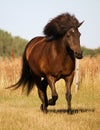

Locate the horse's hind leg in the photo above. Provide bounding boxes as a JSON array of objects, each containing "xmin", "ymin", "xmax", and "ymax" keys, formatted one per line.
[{"xmin": 36, "ymin": 78, "xmax": 48, "ymax": 113}]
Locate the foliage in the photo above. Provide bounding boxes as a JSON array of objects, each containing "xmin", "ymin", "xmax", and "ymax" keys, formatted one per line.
[
  {"xmin": 82, "ymin": 46, "xmax": 100, "ymax": 57},
  {"xmin": 0, "ymin": 29, "xmax": 100, "ymax": 57},
  {"xmin": 0, "ymin": 29, "xmax": 28, "ymax": 57}
]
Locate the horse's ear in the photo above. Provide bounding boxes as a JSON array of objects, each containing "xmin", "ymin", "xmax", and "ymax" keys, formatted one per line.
[{"xmin": 78, "ymin": 21, "xmax": 84, "ymax": 27}]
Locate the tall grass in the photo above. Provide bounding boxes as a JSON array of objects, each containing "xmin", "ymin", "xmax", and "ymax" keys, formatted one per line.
[{"xmin": 0, "ymin": 56, "xmax": 100, "ymax": 130}]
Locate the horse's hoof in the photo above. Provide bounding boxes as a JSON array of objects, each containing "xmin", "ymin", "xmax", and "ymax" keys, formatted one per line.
[
  {"xmin": 40, "ymin": 104, "xmax": 48, "ymax": 113},
  {"xmin": 48, "ymin": 99, "xmax": 55, "ymax": 106},
  {"xmin": 43, "ymin": 109, "xmax": 48, "ymax": 114},
  {"xmin": 40, "ymin": 104, "xmax": 43, "ymax": 111},
  {"xmin": 67, "ymin": 109, "xmax": 72, "ymax": 114}
]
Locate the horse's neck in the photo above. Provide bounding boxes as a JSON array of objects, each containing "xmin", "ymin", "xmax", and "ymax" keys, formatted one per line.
[
  {"xmin": 54, "ymin": 38, "xmax": 66, "ymax": 53},
  {"xmin": 55, "ymin": 39, "xmax": 75, "ymax": 61}
]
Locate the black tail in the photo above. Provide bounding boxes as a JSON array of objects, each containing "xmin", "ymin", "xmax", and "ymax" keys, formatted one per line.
[{"xmin": 6, "ymin": 52, "xmax": 35, "ymax": 95}]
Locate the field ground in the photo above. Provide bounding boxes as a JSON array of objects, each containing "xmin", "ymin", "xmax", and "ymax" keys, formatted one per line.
[{"xmin": 0, "ymin": 57, "xmax": 100, "ymax": 130}]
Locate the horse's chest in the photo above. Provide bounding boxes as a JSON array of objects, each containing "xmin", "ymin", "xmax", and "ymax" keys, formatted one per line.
[
  {"xmin": 62, "ymin": 62, "xmax": 75, "ymax": 76},
  {"xmin": 48, "ymin": 56, "xmax": 75, "ymax": 77}
]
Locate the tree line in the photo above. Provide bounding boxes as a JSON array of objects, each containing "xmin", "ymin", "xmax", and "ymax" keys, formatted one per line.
[
  {"xmin": 0, "ymin": 29, "xmax": 100, "ymax": 58},
  {"xmin": 0, "ymin": 29, "xmax": 27, "ymax": 58},
  {"xmin": 82, "ymin": 46, "xmax": 100, "ymax": 57}
]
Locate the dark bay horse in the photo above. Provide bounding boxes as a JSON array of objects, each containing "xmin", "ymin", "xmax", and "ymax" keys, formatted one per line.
[{"xmin": 7, "ymin": 13, "xmax": 83, "ymax": 113}]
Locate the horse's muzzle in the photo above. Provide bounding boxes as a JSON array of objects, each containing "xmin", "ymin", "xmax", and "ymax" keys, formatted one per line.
[{"xmin": 74, "ymin": 51, "xmax": 83, "ymax": 59}]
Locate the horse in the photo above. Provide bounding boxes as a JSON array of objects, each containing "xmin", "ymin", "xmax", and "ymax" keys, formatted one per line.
[{"xmin": 7, "ymin": 13, "xmax": 83, "ymax": 113}]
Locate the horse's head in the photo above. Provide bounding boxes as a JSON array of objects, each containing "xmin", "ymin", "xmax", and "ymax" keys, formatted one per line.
[
  {"xmin": 64, "ymin": 22, "xmax": 83, "ymax": 59},
  {"xmin": 43, "ymin": 13, "xmax": 83, "ymax": 59}
]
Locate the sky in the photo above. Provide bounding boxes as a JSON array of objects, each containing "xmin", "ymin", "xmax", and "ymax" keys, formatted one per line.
[{"xmin": 0, "ymin": 0, "xmax": 100, "ymax": 49}]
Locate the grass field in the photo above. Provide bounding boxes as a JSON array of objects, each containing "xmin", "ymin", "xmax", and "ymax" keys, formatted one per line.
[{"xmin": 0, "ymin": 56, "xmax": 100, "ymax": 130}]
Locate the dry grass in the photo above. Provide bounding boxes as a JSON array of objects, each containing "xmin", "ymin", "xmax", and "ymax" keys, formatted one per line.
[{"xmin": 0, "ymin": 56, "xmax": 100, "ymax": 130}]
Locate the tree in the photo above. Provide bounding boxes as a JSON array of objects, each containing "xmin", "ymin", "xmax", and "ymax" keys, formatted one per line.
[
  {"xmin": 0, "ymin": 29, "xmax": 28, "ymax": 57},
  {"xmin": 0, "ymin": 29, "xmax": 100, "ymax": 57}
]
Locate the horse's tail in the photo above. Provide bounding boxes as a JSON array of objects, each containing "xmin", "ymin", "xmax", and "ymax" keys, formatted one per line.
[{"xmin": 6, "ymin": 52, "xmax": 35, "ymax": 95}]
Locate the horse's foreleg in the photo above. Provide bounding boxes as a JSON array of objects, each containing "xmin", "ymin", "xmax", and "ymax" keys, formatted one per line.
[
  {"xmin": 47, "ymin": 76, "xmax": 58, "ymax": 106},
  {"xmin": 64, "ymin": 72, "xmax": 74, "ymax": 114},
  {"xmin": 37, "ymin": 78, "xmax": 48, "ymax": 113}
]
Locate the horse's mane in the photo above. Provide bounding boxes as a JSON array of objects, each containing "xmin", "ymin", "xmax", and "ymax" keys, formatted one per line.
[{"xmin": 43, "ymin": 13, "xmax": 80, "ymax": 40}]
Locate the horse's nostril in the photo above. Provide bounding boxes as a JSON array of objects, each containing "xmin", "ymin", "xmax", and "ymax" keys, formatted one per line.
[
  {"xmin": 75, "ymin": 52, "xmax": 78, "ymax": 55},
  {"xmin": 74, "ymin": 52, "xmax": 83, "ymax": 59}
]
